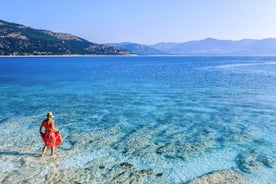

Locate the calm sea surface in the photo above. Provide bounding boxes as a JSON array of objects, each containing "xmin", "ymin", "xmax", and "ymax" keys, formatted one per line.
[{"xmin": 0, "ymin": 56, "xmax": 275, "ymax": 183}]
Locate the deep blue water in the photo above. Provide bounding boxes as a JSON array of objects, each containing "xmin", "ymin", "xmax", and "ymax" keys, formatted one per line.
[{"xmin": 0, "ymin": 56, "xmax": 275, "ymax": 183}]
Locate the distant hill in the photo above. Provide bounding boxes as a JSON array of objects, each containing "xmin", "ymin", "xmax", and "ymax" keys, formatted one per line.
[
  {"xmin": 149, "ymin": 38, "xmax": 276, "ymax": 55},
  {"xmin": 108, "ymin": 38, "xmax": 276, "ymax": 56},
  {"xmin": 0, "ymin": 20, "xmax": 129, "ymax": 55},
  {"xmin": 107, "ymin": 42, "xmax": 166, "ymax": 55}
]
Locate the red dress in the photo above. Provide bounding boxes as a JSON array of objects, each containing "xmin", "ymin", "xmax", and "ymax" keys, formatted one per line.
[{"xmin": 40, "ymin": 120, "xmax": 62, "ymax": 148}]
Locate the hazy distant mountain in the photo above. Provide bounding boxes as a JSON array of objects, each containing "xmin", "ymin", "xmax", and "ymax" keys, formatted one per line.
[
  {"xmin": 107, "ymin": 42, "xmax": 166, "ymax": 55},
  {"xmin": 107, "ymin": 38, "xmax": 276, "ymax": 55},
  {"xmin": 150, "ymin": 38, "xmax": 276, "ymax": 55},
  {"xmin": 0, "ymin": 20, "xmax": 129, "ymax": 55}
]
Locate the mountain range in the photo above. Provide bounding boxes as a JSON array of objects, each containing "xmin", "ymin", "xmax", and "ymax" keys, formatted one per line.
[
  {"xmin": 107, "ymin": 38, "xmax": 276, "ymax": 56},
  {"xmin": 107, "ymin": 42, "xmax": 166, "ymax": 55},
  {"xmin": 0, "ymin": 20, "xmax": 129, "ymax": 55},
  {"xmin": 1, "ymin": 19, "xmax": 276, "ymax": 56}
]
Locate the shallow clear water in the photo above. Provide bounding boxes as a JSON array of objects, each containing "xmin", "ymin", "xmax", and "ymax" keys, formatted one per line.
[{"xmin": 0, "ymin": 56, "xmax": 275, "ymax": 183}]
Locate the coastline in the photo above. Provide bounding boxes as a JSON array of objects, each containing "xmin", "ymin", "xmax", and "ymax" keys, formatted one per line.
[
  {"xmin": 0, "ymin": 54, "xmax": 137, "ymax": 58},
  {"xmin": 1, "ymin": 54, "xmax": 276, "ymax": 58}
]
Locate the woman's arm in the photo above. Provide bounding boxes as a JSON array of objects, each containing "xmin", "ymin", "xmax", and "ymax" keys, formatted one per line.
[
  {"xmin": 39, "ymin": 122, "xmax": 44, "ymax": 134},
  {"xmin": 51, "ymin": 121, "xmax": 59, "ymax": 132},
  {"xmin": 52, "ymin": 127, "xmax": 59, "ymax": 132}
]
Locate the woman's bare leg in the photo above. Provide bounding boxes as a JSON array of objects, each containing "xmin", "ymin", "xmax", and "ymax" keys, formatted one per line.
[
  {"xmin": 51, "ymin": 148, "xmax": 55, "ymax": 156},
  {"xmin": 41, "ymin": 145, "xmax": 47, "ymax": 157}
]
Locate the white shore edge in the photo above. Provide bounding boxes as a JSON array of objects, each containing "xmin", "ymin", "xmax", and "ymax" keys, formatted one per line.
[
  {"xmin": 0, "ymin": 54, "xmax": 137, "ymax": 58},
  {"xmin": 1, "ymin": 54, "xmax": 276, "ymax": 58}
]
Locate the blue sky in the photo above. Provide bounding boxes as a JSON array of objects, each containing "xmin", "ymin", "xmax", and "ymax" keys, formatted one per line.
[{"xmin": 1, "ymin": 0, "xmax": 276, "ymax": 44}]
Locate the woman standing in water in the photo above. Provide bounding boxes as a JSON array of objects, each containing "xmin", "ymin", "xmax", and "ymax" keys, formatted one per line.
[{"xmin": 39, "ymin": 112, "xmax": 62, "ymax": 157}]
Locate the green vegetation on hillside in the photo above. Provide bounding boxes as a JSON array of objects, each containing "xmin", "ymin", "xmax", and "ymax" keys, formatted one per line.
[{"xmin": 0, "ymin": 20, "xmax": 129, "ymax": 55}]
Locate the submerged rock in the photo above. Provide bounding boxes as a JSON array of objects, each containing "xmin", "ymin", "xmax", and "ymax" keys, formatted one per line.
[
  {"xmin": 41, "ymin": 162, "xmax": 156, "ymax": 184},
  {"xmin": 45, "ymin": 167, "xmax": 94, "ymax": 184},
  {"xmin": 156, "ymin": 173, "xmax": 163, "ymax": 177},
  {"xmin": 235, "ymin": 151, "xmax": 274, "ymax": 173},
  {"xmin": 187, "ymin": 170, "xmax": 248, "ymax": 184},
  {"xmin": 103, "ymin": 162, "xmax": 154, "ymax": 184}
]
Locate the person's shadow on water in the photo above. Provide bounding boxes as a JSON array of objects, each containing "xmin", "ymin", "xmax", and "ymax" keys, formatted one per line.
[{"xmin": 0, "ymin": 151, "xmax": 40, "ymax": 157}]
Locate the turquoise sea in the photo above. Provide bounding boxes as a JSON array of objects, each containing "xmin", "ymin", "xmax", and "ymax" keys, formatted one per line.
[{"xmin": 0, "ymin": 56, "xmax": 275, "ymax": 183}]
